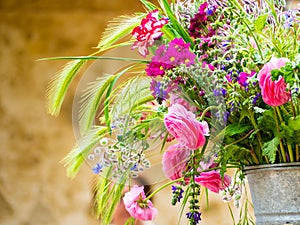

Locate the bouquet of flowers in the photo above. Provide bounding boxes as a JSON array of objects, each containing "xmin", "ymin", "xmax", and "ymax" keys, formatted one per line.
[{"xmin": 45, "ymin": 0, "xmax": 300, "ymax": 224}]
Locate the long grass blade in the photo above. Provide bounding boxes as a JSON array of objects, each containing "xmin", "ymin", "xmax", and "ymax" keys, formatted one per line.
[
  {"xmin": 79, "ymin": 65, "xmax": 139, "ymax": 134},
  {"xmin": 46, "ymin": 59, "xmax": 85, "ymax": 116},
  {"xmin": 96, "ymin": 14, "xmax": 145, "ymax": 51},
  {"xmin": 139, "ymin": 0, "xmax": 159, "ymax": 11},
  {"xmin": 158, "ymin": 0, "xmax": 194, "ymax": 46},
  {"xmin": 40, "ymin": 56, "xmax": 149, "ymax": 64},
  {"xmin": 61, "ymin": 126, "xmax": 108, "ymax": 178},
  {"xmin": 94, "ymin": 169, "xmax": 128, "ymax": 225},
  {"xmin": 79, "ymin": 74, "xmax": 116, "ymax": 134},
  {"xmin": 110, "ymin": 76, "xmax": 152, "ymax": 121}
]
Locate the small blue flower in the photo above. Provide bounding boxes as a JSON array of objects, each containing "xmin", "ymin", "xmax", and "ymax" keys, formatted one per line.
[
  {"xmin": 221, "ymin": 64, "xmax": 226, "ymax": 70},
  {"xmin": 92, "ymin": 163, "xmax": 103, "ymax": 174},
  {"xmin": 130, "ymin": 163, "xmax": 138, "ymax": 171},
  {"xmin": 221, "ymin": 88, "xmax": 227, "ymax": 96},
  {"xmin": 206, "ymin": 5, "xmax": 215, "ymax": 16}
]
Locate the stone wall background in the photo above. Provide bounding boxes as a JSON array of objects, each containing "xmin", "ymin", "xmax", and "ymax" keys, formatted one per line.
[{"xmin": 0, "ymin": 1, "xmax": 254, "ymax": 225}]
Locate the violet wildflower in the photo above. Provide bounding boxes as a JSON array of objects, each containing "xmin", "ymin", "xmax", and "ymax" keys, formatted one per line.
[
  {"xmin": 186, "ymin": 211, "xmax": 202, "ymax": 224},
  {"xmin": 171, "ymin": 185, "xmax": 184, "ymax": 205},
  {"xmin": 150, "ymin": 79, "xmax": 169, "ymax": 104},
  {"xmin": 206, "ymin": 5, "xmax": 216, "ymax": 16},
  {"xmin": 213, "ymin": 88, "xmax": 226, "ymax": 96},
  {"xmin": 284, "ymin": 10, "xmax": 295, "ymax": 28},
  {"xmin": 92, "ymin": 163, "xmax": 103, "ymax": 174},
  {"xmin": 252, "ymin": 93, "xmax": 261, "ymax": 105}
]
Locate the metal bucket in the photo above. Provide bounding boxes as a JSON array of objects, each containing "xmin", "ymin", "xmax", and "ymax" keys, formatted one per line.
[{"xmin": 244, "ymin": 163, "xmax": 300, "ymax": 225}]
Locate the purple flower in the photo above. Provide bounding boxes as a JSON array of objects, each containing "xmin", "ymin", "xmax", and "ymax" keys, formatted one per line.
[
  {"xmin": 252, "ymin": 93, "xmax": 261, "ymax": 105},
  {"xmin": 92, "ymin": 163, "xmax": 103, "ymax": 174},
  {"xmin": 206, "ymin": 5, "xmax": 216, "ymax": 16},
  {"xmin": 186, "ymin": 211, "xmax": 202, "ymax": 224},
  {"xmin": 213, "ymin": 88, "xmax": 226, "ymax": 96},
  {"xmin": 150, "ymin": 79, "xmax": 171, "ymax": 104},
  {"xmin": 172, "ymin": 185, "xmax": 184, "ymax": 203}
]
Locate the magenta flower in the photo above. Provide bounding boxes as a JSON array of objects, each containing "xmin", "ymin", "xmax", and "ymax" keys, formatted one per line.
[
  {"xmin": 237, "ymin": 71, "xmax": 255, "ymax": 87},
  {"xmin": 146, "ymin": 61, "xmax": 173, "ymax": 77},
  {"xmin": 165, "ymin": 38, "xmax": 196, "ymax": 66},
  {"xmin": 257, "ymin": 57, "xmax": 291, "ymax": 107},
  {"xmin": 132, "ymin": 10, "xmax": 168, "ymax": 57},
  {"xmin": 164, "ymin": 104, "xmax": 209, "ymax": 149},
  {"xmin": 162, "ymin": 144, "xmax": 190, "ymax": 180},
  {"xmin": 145, "ymin": 38, "xmax": 195, "ymax": 76},
  {"xmin": 195, "ymin": 170, "xmax": 231, "ymax": 193},
  {"xmin": 123, "ymin": 185, "xmax": 158, "ymax": 221}
]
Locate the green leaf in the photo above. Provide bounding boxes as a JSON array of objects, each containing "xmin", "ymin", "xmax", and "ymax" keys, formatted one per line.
[
  {"xmin": 254, "ymin": 14, "xmax": 268, "ymax": 31},
  {"xmin": 225, "ymin": 123, "xmax": 252, "ymax": 136},
  {"xmin": 46, "ymin": 59, "xmax": 85, "ymax": 116},
  {"xmin": 257, "ymin": 109, "xmax": 277, "ymax": 133},
  {"xmin": 61, "ymin": 126, "xmax": 108, "ymax": 178},
  {"xmin": 96, "ymin": 14, "xmax": 145, "ymax": 51},
  {"xmin": 288, "ymin": 115, "xmax": 300, "ymax": 131},
  {"xmin": 262, "ymin": 136, "xmax": 279, "ymax": 163},
  {"xmin": 280, "ymin": 122, "xmax": 295, "ymax": 144}
]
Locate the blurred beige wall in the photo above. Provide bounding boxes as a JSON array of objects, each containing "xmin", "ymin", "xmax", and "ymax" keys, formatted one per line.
[{"xmin": 0, "ymin": 1, "xmax": 250, "ymax": 225}]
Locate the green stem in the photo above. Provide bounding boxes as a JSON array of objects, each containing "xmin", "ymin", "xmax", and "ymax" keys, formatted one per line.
[
  {"xmin": 224, "ymin": 129, "xmax": 255, "ymax": 149},
  {"xmin": 200, "ymin": 106, "xmax": 219, "ymax": 121},
  {"xmin": 273, "ymin": 107, "xmax": 286, "ymax": 162},
  {"xmin": 275, "ymin": 107, "xmax": 283, "ymax": 122},
  {"xmin": 279, "ymin": 141, "xmax": 287, "ymax": 163},
  {"xmin": 250, "ymin": 149, "xmax": 260, "ymax": 165},
  {"xmin": 296, "ymin": 144, "xmax": 299, "ymax": 162},
  {"xmin": 144, "ymin": 178, "xmax": 183, "ymax": 201},
  {"xmin": 288, "ymin": 144, "xmax": 294, "ymax": 162},
  {"xmin": 228, "ymin": 0, "xmax": 264, "ymax": 60},
  {"xmin": 290, "ymin": 101, "xmax": 297, "ymax": 118},
  {"xmin": 248, "ymin": 110, "xmax": 266, "ymax": 163}
]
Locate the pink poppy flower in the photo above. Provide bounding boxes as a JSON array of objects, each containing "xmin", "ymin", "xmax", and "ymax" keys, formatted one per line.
[
  {"xmin": 162, "ymin": 144, "xmax": 190, "ymax": 180},
  {"xmin": 164, "ymin": 104, "xmax": 209, "ymax": 150},
  {"xmin": 257, "ymin": 57, "xmax": 291, "ymax": 107},
  {"xmin": 123, "ymin": 185, "xmax": 158, "ymax": 221},
  {"xmin": 132, "ymin": 10, "xmax": 168, "ymax": 57},
  {"xmin": 195, "ymin": 170, "xmax": 231, "ymax": 193}
]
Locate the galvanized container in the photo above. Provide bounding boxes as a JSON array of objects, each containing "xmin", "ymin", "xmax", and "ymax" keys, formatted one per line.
[{"xmin": 244, "ymin": 162, "xmax": 300, "ymax": 225}]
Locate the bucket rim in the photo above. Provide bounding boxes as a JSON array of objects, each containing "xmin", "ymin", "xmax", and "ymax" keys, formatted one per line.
[{"xmin": 243, "ymin": 162, "xmax": 300, "ymax": 173}]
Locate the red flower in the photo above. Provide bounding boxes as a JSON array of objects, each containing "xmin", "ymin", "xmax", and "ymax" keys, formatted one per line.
[{"xmin": 132, "ymin": 10, "xmax": 168, "ymax": 57}]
